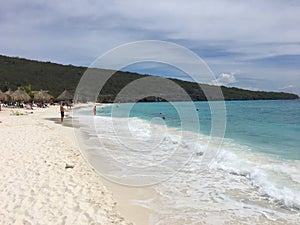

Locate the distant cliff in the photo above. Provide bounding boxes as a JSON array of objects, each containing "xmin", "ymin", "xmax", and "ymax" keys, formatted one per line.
[{"xmin": 0, "ymin": 55, "xmax": 298, "ymax": 102}]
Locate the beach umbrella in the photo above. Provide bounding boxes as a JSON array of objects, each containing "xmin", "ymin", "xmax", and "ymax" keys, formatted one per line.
[
  {"xmin": 56, "ymin": 90, "xmax": 73, "ymax": 102},
  {"xmin": 33, "ymin": 90, "xmax": 53, "ymax": 102},
  {"xmin": 11, "ymin": 88, "xmax": 31, "ymax": 102},
  {"xmin": 3, "ymin": 89, "xmax": 13, "ymax": 102},
  {"xmin": 5, "ymin": 89, "xmax": 14, "ymax": 97},
  {"xmin": 0, "ymin": 90, "xmax": 9, "ymax": 102}
]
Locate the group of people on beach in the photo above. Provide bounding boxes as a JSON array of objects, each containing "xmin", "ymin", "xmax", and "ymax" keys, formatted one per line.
[{"xmin": 1, "ymin": 101, "xmax": 50, "ymax": 110}]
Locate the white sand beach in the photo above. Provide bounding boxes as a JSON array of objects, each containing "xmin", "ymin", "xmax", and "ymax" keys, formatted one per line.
[{"xmin": 0, "ymin": 106, "xmax": 134, "ymax": 225}]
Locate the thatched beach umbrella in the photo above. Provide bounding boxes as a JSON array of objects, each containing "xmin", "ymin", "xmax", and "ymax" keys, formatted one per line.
[
  {"xmin": 11, "ymin": 89, "xmax": 31, "ymax": 102},
  {"xmin": 33, "ymin": 90, "xmax": 53, "ymax": 102},
  {"xmin": 5, "ymin": 89, "xmax": 14, "ymax": 97},
  {"xmin": 4, "ymin": 89, "xmax": 14, "ymax": 103},
  {"xmin": 56, "ymin": 90, "xmax": 73, "ymax": 102},
  {"xmin": 0, "ymin": 90, "xmax": 9, "ymax": 102}
]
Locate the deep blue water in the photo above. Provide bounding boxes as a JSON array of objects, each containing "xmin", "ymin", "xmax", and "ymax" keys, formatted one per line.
[{"xmin": 97, "ymin": 100, "xmax": 300, "ymax": 161}]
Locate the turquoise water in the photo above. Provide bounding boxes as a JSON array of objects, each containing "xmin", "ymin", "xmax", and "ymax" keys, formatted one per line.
[
  {"xmin": 76, "ymin": 99, "xmax": 300, "ymax": 223},
  {"xmin": 225, "ymin": 100, "xmax": 300, "ymax": 160},
  {"xmin": 98, "ymin": 100, "xmax": 300, "ymax": 161}
]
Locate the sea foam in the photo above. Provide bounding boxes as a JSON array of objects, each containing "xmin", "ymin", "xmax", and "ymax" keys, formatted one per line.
[{"xmin": 74, "ymin": 106, "xmax": 300, "ymax": 224}]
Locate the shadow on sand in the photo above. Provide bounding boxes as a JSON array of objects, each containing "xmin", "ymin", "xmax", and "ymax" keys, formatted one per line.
[{"xmin": 44, "ymin": 117, "xmax": 81, "ymax": 128}]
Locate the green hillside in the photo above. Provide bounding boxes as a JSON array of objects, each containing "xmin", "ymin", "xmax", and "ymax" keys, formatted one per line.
[
  {"xmin": 0, "ymin": 55, "xmax": 84, "ymax": 97},
  {"xmin": 0, "ymin": 55, "xmax": 298, "ymax": 102}
]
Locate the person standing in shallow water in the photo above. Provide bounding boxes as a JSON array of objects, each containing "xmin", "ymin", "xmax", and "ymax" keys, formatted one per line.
[
  {"xmin": 60, "ymin": 103, "xmax": 66, "ymax": 123},
  {"xmin": 93, "ymin": 105, "xmax": 97, "ymax": 116}
]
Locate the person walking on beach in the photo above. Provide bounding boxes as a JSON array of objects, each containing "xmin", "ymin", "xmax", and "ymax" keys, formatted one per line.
[
  {"xmin": 60, "ymin": 103, "xmax": 66, "ymax": 123},
  {"xmin": 93, "ymin": 105, "xmax": 97, "ymax": 116}
]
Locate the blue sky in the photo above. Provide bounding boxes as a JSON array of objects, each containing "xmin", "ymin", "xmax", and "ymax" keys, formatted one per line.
[{"xmin": 1, "ymin": 0, "xmax": 300, "ymax": 94}]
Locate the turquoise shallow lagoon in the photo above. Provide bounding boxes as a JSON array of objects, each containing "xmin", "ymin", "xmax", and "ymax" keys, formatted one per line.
[{"xmin": 99, "ymin": 100, "xmax": 300, "ymax": 161}]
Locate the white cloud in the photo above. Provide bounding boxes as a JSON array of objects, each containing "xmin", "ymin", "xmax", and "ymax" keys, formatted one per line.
[
  {"xmin": 277, "ymin": 84, "xmax": 300, "ymax": 95},
  {"xmin": 2, "ymin": 0, "xmax": 300, "ymax": 61},
  {"xmin": 279, "ymin": 84, "xmax": 294, "ymax": 90},
  {"xmin": 211, "ymin": 73, "xmax": 237, "ymax": 86},
  {"xmin": 1, "ymin": 0, "xmax": 300, "ymax": 94},
  {"xmin": 235, "ymin": 86, "xmax": 261, "ymax": 92}
]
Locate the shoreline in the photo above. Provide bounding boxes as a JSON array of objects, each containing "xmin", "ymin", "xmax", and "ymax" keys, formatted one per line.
[
  {"xmin": 68, "ymin": 104, "xmax": 159, "ymax": 225},
  {"xmin": 0, "ymin": 106, "xmax": 135, "ymax": 224}
]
